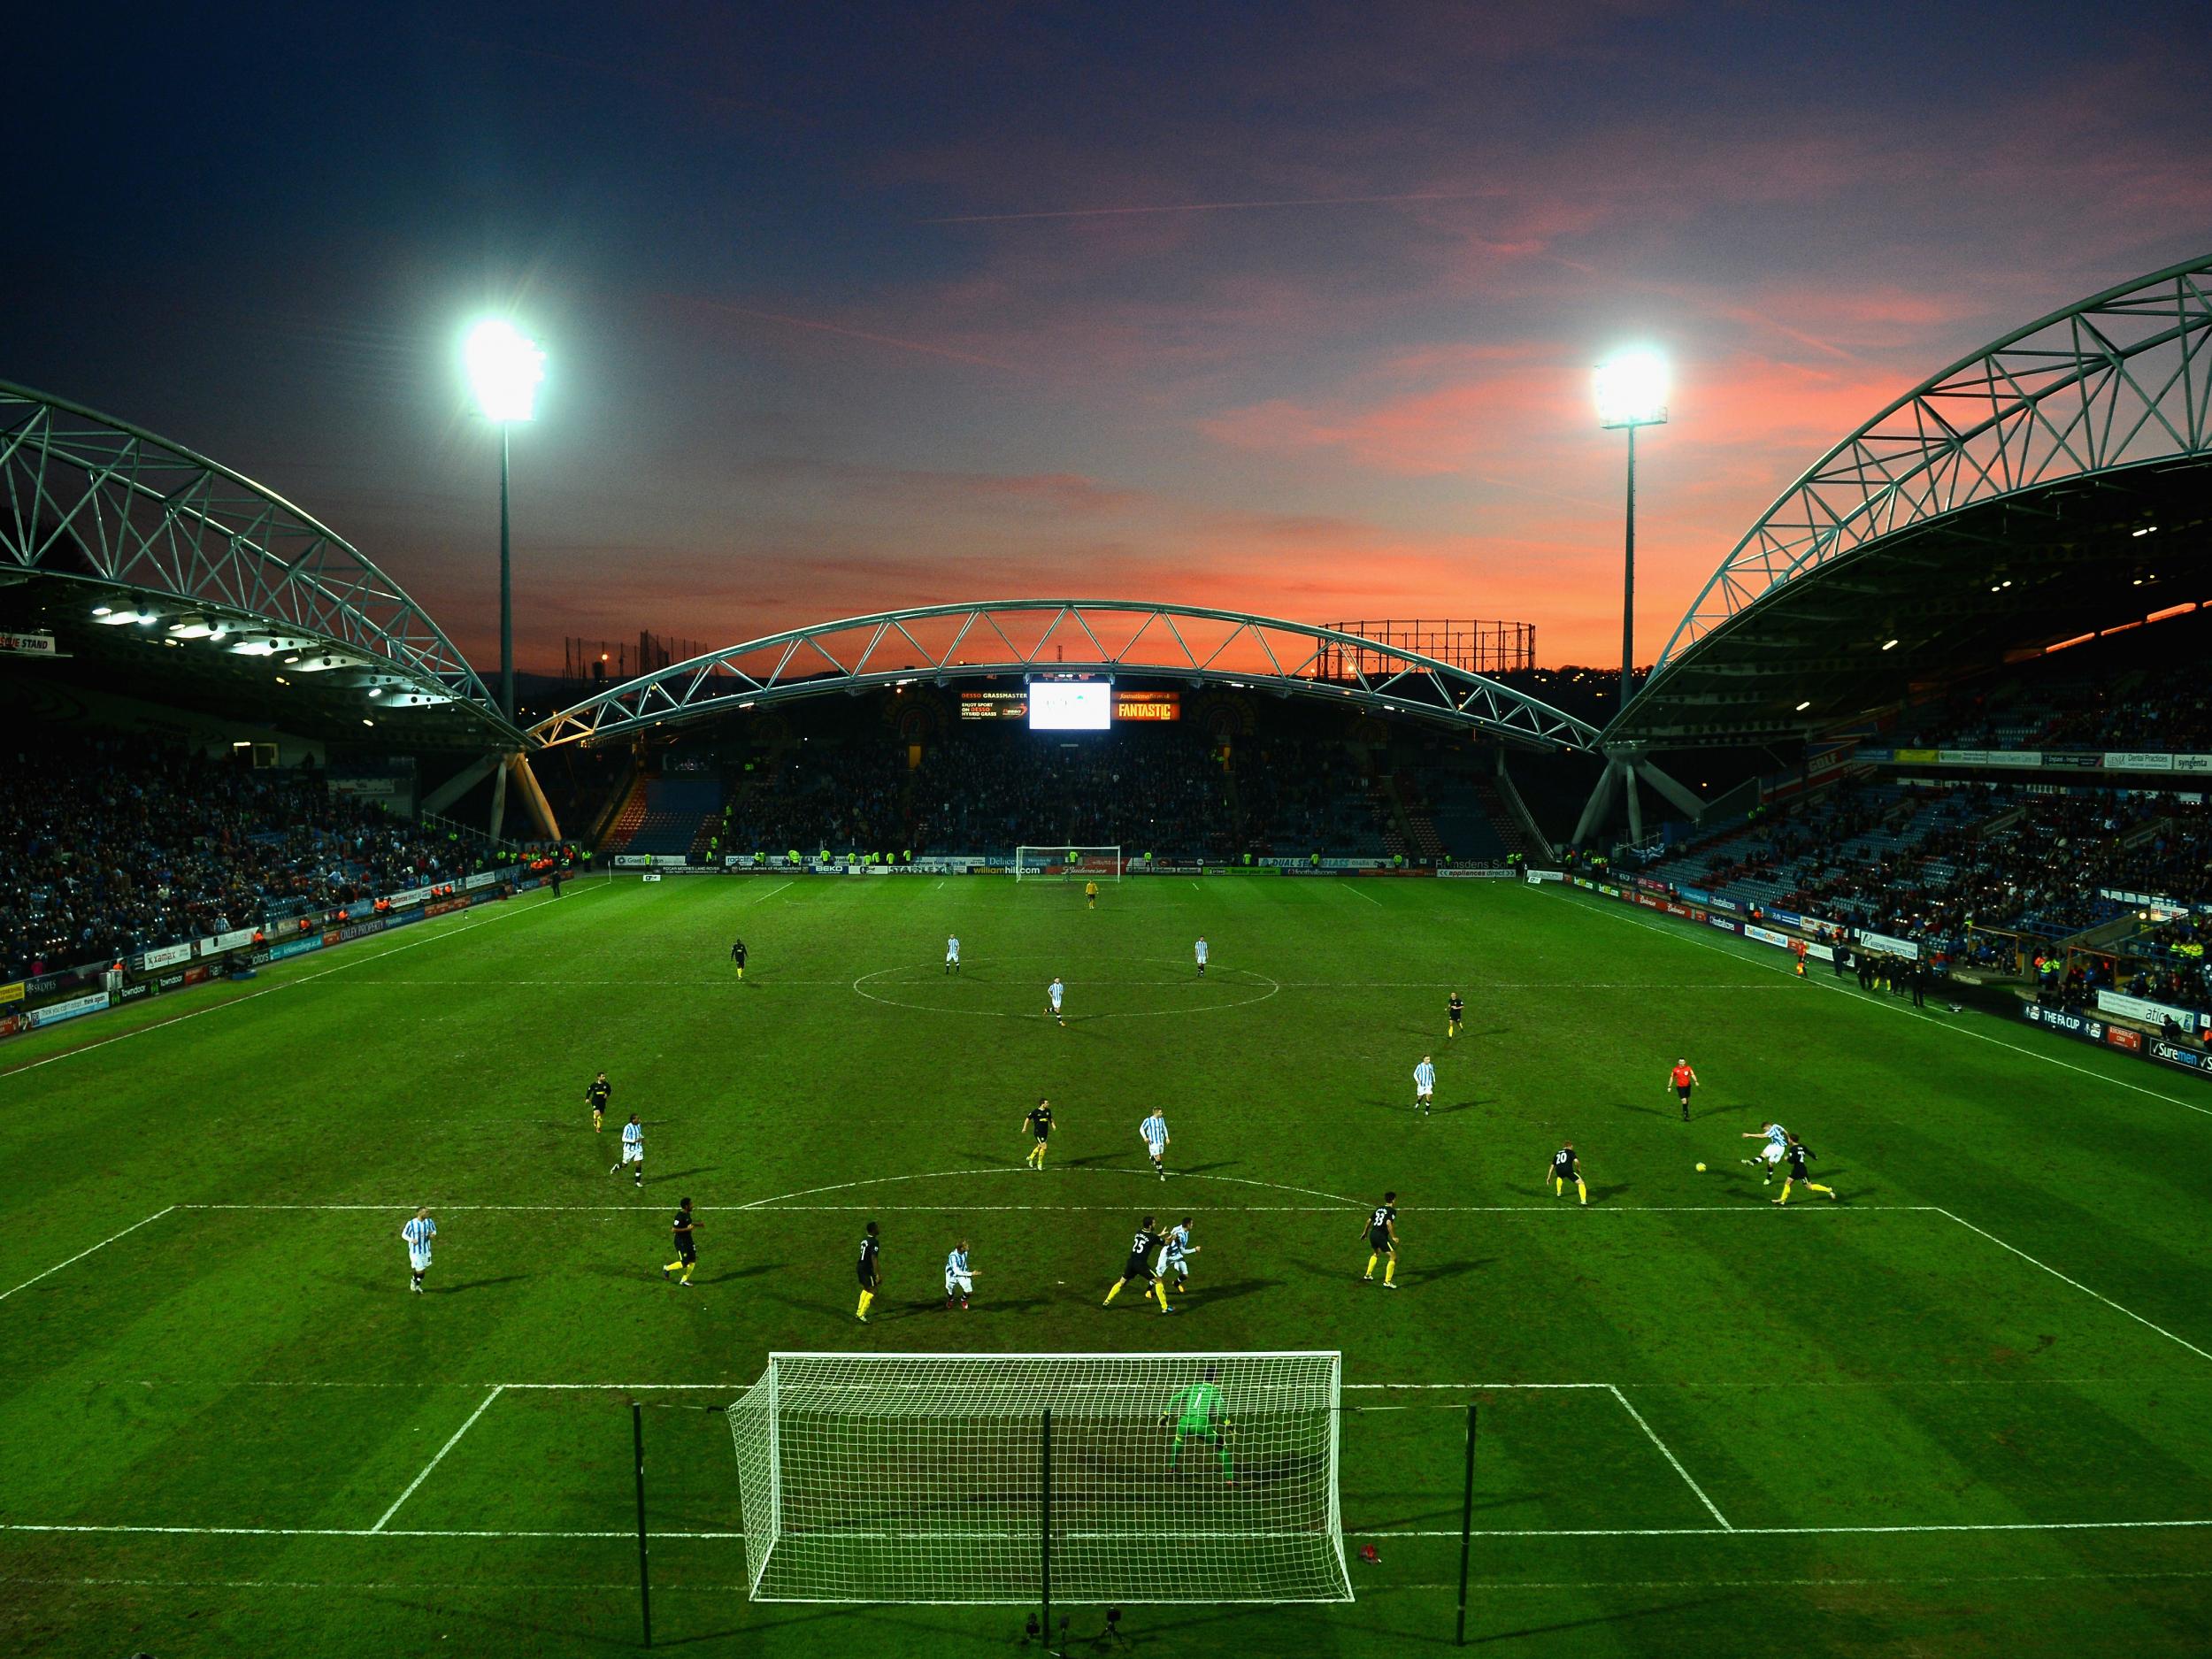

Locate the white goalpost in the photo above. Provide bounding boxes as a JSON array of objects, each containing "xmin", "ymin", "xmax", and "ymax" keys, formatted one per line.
[
  {"xmin": 726, "ymin": 1350, "xmax": 1350, "ymax": 1605},
  {"xmin": 1013, "ymin": 845, "xmax": 1124, "ymax": 880}
]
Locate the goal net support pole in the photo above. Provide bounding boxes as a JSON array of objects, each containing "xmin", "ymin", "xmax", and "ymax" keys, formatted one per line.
[
  {"xmin": 727, "ymin": 1351, "xmax": 1350, "ymax": 1606},
  {"xmin": 1013, "ymin": 846, "xmax": 1123, "ymax": 881}
]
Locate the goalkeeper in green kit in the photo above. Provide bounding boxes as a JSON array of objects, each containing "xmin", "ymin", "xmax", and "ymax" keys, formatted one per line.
[{"xmin": 1163, "ymin": 1364, "xmax": 1234, "ymax": 1480}]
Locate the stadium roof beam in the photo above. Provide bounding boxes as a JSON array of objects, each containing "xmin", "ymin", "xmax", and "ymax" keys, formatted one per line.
[
  {"xmin": 1611, "ymin": 257, "xmax": 2212, "ymax": 749},
  {"xmin": 0, "ymin": 380, "xmax": 519, "ymax": 748},
  {"xmin": 531, "ymin": 600, "xmax": 1599, "ymax": 751}
]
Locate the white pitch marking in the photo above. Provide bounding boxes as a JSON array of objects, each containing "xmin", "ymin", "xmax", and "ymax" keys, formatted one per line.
[
  {"xmin": 1345, "ymin": 1517, "xmax": 2212, "ymax": 1539},
  {"xmin": 1932, "ymin": 1206, "xmax": 2212, "ymax": 1365},
  {"xmin": 0, "ymin": 891, "xmax": 575, "ymax": 1080},
  {"xmin": 5, "ymin": 1517, "xmax": 2208, "ymax": 1541},
  {"xmin": 370, "ymin": 1386, "xmax": 504, "ymax": 1532},
  {"xmin": 174, "ymin": 1199, "xmax": 1923, "ymax": 1215},
  {"xmin": 1549, "ymin": 885, "xmax": 2212, "ymax": 1118},
  {"xmin": 1342, "ymin": 883, "xmax": 1384, "ymax": 906},
  {"xmin": 0, "ymin": 1207, "xmax": 176, "ymax": 1302},
  {"xmin": 1606, "ymin": 1384, "xmax": 1732, "ymax": 1529}
]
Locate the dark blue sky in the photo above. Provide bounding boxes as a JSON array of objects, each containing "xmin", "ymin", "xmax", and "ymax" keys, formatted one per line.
[{"xmin": 8, "ymin": 3, "xmax": 2207, "ymax": 665}]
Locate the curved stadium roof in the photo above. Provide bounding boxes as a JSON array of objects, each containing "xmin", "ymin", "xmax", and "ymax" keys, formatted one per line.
[
  {"xmin": 0, "ymin": 381, "xmax": 521, "ymax": 749},
  {"xmin": 1608, "ymin": 256, "xmax": 2212, "ymax": 749}
]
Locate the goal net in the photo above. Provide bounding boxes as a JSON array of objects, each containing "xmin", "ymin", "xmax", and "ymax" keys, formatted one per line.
[
  {"xmin": 1013, "ymin": 845, "xmax": 1123, "ymax": 880},
  {"xmin": 727, "ymin": 1350, "xmax": 1349, "ymax": 1605}
]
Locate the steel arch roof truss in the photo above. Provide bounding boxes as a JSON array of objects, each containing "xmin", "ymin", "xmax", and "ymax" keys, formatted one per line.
[
  {"xmin": 1649, "ymin": 257, "xmax": 2212, "ymax": 683},
  {"xmin": 533, "ymin": 601, "xmax": 1596, "ymax": 750},
  {"xmin": 0, "ymin": 381, "xmax": 504, "ymax": 725}
]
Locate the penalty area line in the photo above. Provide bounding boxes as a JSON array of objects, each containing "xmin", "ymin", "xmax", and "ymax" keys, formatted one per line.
[
  {"xmin": 1932, "ymin": 1206, "xmax": 2212, "ymax": 1366},
  {"xmin": 1607, "ymin": 1384, "xmax": 1731, "ymax": 1530},
  {"xmin": 0, "ymin": 1207, "xmax": 176, "ymax": 1302},
  {"xmin": 370, "ymin": 1386, "xmax": 505, "ymax": 1532}
]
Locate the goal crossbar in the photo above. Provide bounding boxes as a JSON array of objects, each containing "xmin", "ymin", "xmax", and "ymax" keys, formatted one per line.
[
  {"xmin": 1014, "ymin": 845, "xmax": 1123, "ymax": 880},
  {"xmin": 728, "ymin": 1350, "xmax": 1348, "ymax": 1605}
]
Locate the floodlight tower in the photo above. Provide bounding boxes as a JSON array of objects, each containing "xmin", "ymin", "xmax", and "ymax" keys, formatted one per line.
[
  {"xmin": 465, "ymin": 319, "xmax": 546, "ymax": 725},
  {"xmin": 1572, "ymin": 349, "xmax": 1702, "ymax": 851},
  {"xmin": 1594, "ymin": 349, "xmax": 1668, "ymax": 709}
]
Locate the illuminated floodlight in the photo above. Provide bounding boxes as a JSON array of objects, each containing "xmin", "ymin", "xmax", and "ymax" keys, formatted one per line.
[
  {"xmin": 1594, "ymin": 349, "xmax": 1669, "ymax": 429},
  {"xmin": 96, "ymin": 608, "xmax": 140, "ymax": 626},
  {"xmin": 465, "ymin": 319, "xmax": 546, "ymax": 423}
]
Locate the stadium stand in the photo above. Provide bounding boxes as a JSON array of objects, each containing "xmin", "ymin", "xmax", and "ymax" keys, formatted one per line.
[{"xmin": 0, "ymin": 739, "xmax": 495, "ymax": 979}]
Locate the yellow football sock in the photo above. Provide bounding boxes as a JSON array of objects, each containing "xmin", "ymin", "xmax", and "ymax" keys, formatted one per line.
[
  {"xmin": 664, "ymin": 1258, "xmax": 682, "ymax": 1273},
  {"xmin": 1364, "ymin": 1253, "xmax": 1378, "ymax": 1278},
  {"xmin": 1382, "ymin": 1257, "xmax": 1395, "ymax": 1285},
  {"xmin": 1777, "ymin": 1180, "xmax": 1792, "ymax": 1204},
  {"xmin": 857, "ymin": 1289, "xmax": 874, "ymax": 1317},
  {"xmin": 681, "ymin": 1261, "xmax": 694, "ymax": 1283},
  {"xmin": 1152, "ymin": 1281, "xmax": 1169, "ymax": 1311},
  {"xmin": 1576, "ymin": 1179, "xmax": 1587, "ymax": 1206},
  {"xmin": 1103, "ymin": 1281, "xmax": 1124, "ymax": 1304},
  {"xmin": 1808, "ymin": 1181, "xmax": 1834, "ymax": 1196}
]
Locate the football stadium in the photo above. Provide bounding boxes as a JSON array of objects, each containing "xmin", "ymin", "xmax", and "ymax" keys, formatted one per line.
[{"xmin": 5, "ymin": 19, "xmax": 2212, "ymax": 1659}]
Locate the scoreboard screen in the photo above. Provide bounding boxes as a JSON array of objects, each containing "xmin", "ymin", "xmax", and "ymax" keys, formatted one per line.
[
  {"xmin": 956, "ymin": 687, "xmax": 1179, "ymax": 724},
  {"xmin": 1027, "ymin": 680, "xmax": 1112, "ymax": 731}
]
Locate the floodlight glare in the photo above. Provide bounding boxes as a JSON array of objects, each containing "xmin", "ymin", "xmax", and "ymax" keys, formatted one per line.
[
  {"xmin": 1594, "ymin": 349, "xmax": 1669, "ymax": 428},
  {"xmin": 465, "ymin": 319, "xmax": 546, "ymax": 423}
]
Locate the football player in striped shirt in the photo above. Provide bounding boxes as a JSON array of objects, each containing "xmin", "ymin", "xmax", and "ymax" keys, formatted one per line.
[
  {"xmin": 401, "ymin": 1208, "xmax": 436, "ymax": 1294},
  {"xmin": 1139, "ymin": 1110, "xmax": 1171, "ymax": 1180},
  {"xmin": 611, "ymin": 1113, "xmax": 645, "ymax": 1187},
  {"xmin": 1362, "ymin": 1194, "xmax": 1398, "ymax": 1287},
  {"xmin": 945, "ymin": 934, "xmax": 961, "ymax": 975},
  {"xmin": 1740, "ymin": 1121, "xmax": 1789, "ymax": 1186},
  {"xmin": 1102, "ymin": 1216, "xmax": 1171, "ymax": 1313},
  {"xmin": 1161, "ymin": 1216, "xmax": 1199, "ymax": 1292},
  {"xmin": 1413, "ymin": 1055, "xmax": 1436, "ymax": 1116},
  {"xmin": 662, "ymin": 1198, "xmax": 696, "ymax": 1286},
  {"xmin": 1047, "ymin": 977, "xmax": 1066, "ymax": 1026},
  {"xmin": 1772, "ymin": 1134, "xmax": 1838, "ymax": 1205},
  {"xmin": 856, "ymin": 1222, "xmax": 881, "ymax": 1322},
  {"xmin": 1194, "ymin": 936, "xmax": 1209, "ymax": 977},
  {"xmin": 943, "ymin": 1239, "xmax": 976, "ymax": 1311},
  {"xmin": 1546, "ymin": 1143, "xmax": 1587, "ymax": 1205}
]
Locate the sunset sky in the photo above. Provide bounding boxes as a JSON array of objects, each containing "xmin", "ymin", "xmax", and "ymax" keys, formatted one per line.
[{"xmin": 7, "ymin": 3, "xmax": 2208, "ymax": 672}]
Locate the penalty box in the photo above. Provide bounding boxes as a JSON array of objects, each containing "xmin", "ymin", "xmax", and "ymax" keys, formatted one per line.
[{"xmin": 6, "ymin": 1204, "xmax": 2208, "ymax": 1541}]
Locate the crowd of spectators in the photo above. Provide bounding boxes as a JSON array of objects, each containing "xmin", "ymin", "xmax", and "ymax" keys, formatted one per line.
[
  {"xmin": 0, "ymin": 740, "xmax": 491, "ymax": 980},
  {"xmin": 1901, "ymin": 651, "xmax": 2212, "ymax": 755},
  {"xmin": 706, "ymin": 726, "xmax": 1424, "ymax": 863},
  {"xmin": 1655, "ymin": 774, "xmax": 2212, "ymax": 1012},
  {"xmin": 908, "ymin": 729, "xmax": 1234, "ymax": 859}
]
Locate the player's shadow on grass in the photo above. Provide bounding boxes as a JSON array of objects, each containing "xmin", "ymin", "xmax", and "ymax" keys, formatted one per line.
[
  {"xmin": 1433, "ymin": 1098, "xmax": 1486, "ymax": 1115},
  {"xmin": 1409, "ymin": 1257, "xmax": 1493, "ymax": 1286},
  {"xmin": 437, "ymin": 1274, "xmax": 530, "ymax": 1294},
  {"xmin": 697, "ymin": 1264, "xmax": 776, "ymax": 1286},
  {"xmin": 1174, "ymin": 1159, "xmax": 1238, "ymax": 1177},
  {"xmin": 1581, "ymin": 1183, "xmax": 1631, "ymax": 1204},
  {"xmin": 649, "ymin": 1166, "xmax": 718, "ymax": 1185},
  {"xmin": 1181, "ymin": 1277, "xmax": 1280, "ymax": 1307}
]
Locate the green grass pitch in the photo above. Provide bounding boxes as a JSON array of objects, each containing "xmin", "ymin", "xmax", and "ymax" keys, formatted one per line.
[{"xmin": 3, "ymin": 872, "xmax": 2209, "ymax": 1656}]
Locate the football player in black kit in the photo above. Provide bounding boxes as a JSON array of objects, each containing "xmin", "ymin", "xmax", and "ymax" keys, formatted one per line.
[
  {"xmin": 856, "ymin": 1221, "xmax": 881, "ymax": 1322},
  {"xmin": 1362, "ymin": 1192, "xmax": 1399, "ymax": 1287},
  {"xmin": 1102, "ymin": 1215, "xmax": 1171, "ymax": 1313}
]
